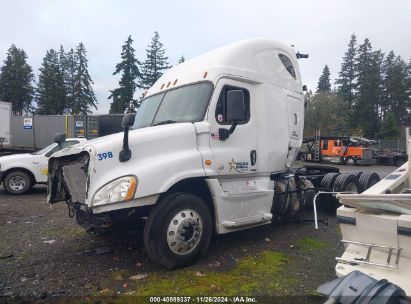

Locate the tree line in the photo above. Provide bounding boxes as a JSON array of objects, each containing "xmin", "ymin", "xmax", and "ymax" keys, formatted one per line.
[
  {"xmin": 0, "ymin": 31, "xmax": 180, "ymax": 115},
  {"xmin": 0, "ymin": 42, "xmax": 97, "ymax": 115},
  {"xmin": 305, "ymin": 34, "xmax": 411, "ymax": 139}
]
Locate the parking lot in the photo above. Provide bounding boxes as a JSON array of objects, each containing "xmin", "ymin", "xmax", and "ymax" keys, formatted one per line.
[{"xmin": 0, "ymin": 164, "xmax": 397, "ymax": 301}]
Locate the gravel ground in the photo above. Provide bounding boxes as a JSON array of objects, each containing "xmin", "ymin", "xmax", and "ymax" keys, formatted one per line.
[{"xmin": 0, "ymin": 164, "xmax": 397, "ymax": 302}]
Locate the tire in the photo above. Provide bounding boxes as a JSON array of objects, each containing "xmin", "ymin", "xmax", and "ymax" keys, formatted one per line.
[
  {"xmin": 393, "ymin": 157, "xmax": 406, "ymax": 167},
  {"xmin": 3, "ymin": 171, "xmax": 33, "ymax": 195},
  {"xmin": 144, "ymin": 192, "xmax": 213, "ymax": 269},
  {"xmin": 320, "ymin": 173, "xmax": 340, "ymax": 190},
  {"xmin": 333, "ymin": 173, "xmax": 359, "ymax": 193},
  {"xmin": 359, "ymin": 172, "xmax": 380, "ymax": 193},
  {"xmin": 303, "ymin": 189, "xmax": 316, "ymax": 211},
  {"xmin": 319, "ymin": 173, "xmax": 340, "ymax": 212},
  {"xmin": 345, "ymin": 156, "xmax": 357, "ymax": 166},
  {"xmin": 321, "ymin": 173, "xmax": 359, "ymax": 212},
  {"xmin": 300, "ymin": 153, "xmax": 307, "ymax": 162}
]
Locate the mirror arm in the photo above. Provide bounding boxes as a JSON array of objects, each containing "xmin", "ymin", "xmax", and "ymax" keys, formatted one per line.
[
  {"xmin": 119, "ymin": 126, "xmax": 131, "ymax": 162},
  {"xmin": 228, "ymin": 122, "xmax": 238, "ymax": 135},
  {"xmin": 218, "ymin": 122, "xmax": 238, "ymax": 141}
]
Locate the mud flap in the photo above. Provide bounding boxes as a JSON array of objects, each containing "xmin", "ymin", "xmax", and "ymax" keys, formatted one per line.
[{"xmin": 317, "ymin": 270, "xmax": 409, "ymax": 304}]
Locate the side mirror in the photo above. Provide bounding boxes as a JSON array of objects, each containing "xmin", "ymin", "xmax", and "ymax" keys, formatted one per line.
[
  {"xmin": 122, "ymin": 113, "xmax": 136, "ymax": 128},
  {"xmin": 119, "ymin": 113, "xmax": 136, "ymax": 162},
  {"xmin": 226, "ymin": 90, "xmax": 246, "ymax": 122},
  {"xmin": 54, "ymin": 133, "xmax": 66, "ymax": 149},
  {"xmin": 218, "ymin": 90, "xmax": 246, "ymax": 141}
]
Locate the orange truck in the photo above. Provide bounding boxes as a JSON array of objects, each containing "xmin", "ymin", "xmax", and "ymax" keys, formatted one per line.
[{"xmin": 299, "ymin": 136, "xmax": 376, "ymax": 165}]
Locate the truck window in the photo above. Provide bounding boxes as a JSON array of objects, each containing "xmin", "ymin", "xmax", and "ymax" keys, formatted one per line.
[
  {"xmin": 278, "ymin": 54, "xmax": 296, "ymax": 79},
  {"xmin": 215, "ymin": 86, "xmax": 250, "ymax": 125},
  {"xmin": 322, "ymin": 140, "xmax": 328, "ymax": 150},
  {"xmin": 133, "ymin": 93, "xmax": 164, "ymax": 129},
  {"xmin": 133, "ymin": 82, "xmax": 213, "ymax": 129}
]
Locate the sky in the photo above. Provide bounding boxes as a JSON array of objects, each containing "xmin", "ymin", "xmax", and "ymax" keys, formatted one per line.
[{"xmin": 1, "ymin": 0, "xmax": 411, "ymax": 114}]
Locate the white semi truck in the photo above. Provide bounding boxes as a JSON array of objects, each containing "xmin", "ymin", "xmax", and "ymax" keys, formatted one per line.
[{"xmin": 47, "ymin": 38, "xmax": 356, "ymax": 268}]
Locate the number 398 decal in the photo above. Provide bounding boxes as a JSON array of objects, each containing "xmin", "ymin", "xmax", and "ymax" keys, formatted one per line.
[{"xmin": 97, "ymin": 151, "xmax": 113, "ymax": 161}]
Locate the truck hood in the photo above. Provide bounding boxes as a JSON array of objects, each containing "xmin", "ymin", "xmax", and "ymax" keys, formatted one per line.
[
  {"xmin": 48, "ymin": 122, "xmax": 204, "ymax": 207},
  {"xmin": 51, "ymin": 122, "xmax": 197, "ymax": 159}
]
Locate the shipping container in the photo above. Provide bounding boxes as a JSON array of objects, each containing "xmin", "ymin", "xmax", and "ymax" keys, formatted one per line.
[
  {"xmin": 6, "ymin": 114, "xmax": 124, "ymax": 151},
  {"xmin": 0, "ymin": 101, "xmax": 11, "ymax": 148}
]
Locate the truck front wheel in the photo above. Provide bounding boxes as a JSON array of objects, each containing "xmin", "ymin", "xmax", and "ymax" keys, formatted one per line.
[
  {"xmin": 144, "ymin": 192, "xmax": 213, "ymax": 269},
  {"xmin": 345, "ymin": 156, "xmax": 357, "ymax": 166}
]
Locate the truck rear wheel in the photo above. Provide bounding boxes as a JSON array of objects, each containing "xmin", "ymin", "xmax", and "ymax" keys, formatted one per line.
[
  {"xmin": 323, "ymin": 173, "xmax": 359, "ymax": 212},
  {"xmin": 144, "ymin": 192, "xmax": 212, "ymax": 269},
  {"xmin": 359, "ymin": 172, "xmax": 380, "ymax": 193},
  {"xmin": 319, "ymin": 173, "xmax": 340, "ymax": 212},
  {"xmin": 320, "ymin": 173, "xmax": 340, "ymax": 190},
  {"xmin": 393, "ymin": 157, "xmax": 406, "ymax": 167},
  {"xmin": 333, "ymin": 173, "xmax": 359, "ymax": 193},
  {"xmin": 3, "ymin": 171, "xmax": 33, "ymax": 195}
]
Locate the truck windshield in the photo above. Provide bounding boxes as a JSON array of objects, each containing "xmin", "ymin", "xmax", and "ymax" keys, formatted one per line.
[{"xmin": 133, "ymin": 82, "xmax": 213, "ymax": 129}]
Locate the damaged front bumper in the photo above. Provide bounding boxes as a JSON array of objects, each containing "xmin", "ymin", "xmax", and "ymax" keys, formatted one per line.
[
  {"xmin": 48, "ymin": 151, "xmax": 91, "ymax": 206},
  {"xmin": 47, "ymin": 150, "xmax": 113, "ymax": 231}
]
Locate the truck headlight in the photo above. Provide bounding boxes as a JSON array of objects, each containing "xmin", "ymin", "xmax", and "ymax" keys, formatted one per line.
[{"xmin": 92, "ymin": 176, "xmax": 137, "ymax": 206}]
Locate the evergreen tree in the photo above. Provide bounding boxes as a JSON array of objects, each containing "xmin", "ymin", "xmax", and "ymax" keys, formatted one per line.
[
  {"xmin": 336, "ymin": 34, "xmax": 357, "ymax": 107},
  {"xmin": 58, "ymin": 45, "xmax": 71, "ymax": 111},
  {"xmin": 378, "ymin": 112, "xmax": 399, "ymax": 139},
  {"xmin": 380, "ymin": 51, "xmax": 396, "ymax": 117},
  {"xmin": 63, "ymin": 48, "xmax": 77, "ymax": 112},
  {"xmin": 71, "ymin": 42, "xmax": 97, "ymax": 114},
  {"xmin": 304, "ymin": 92, "xmax": 349, "ymax": 136},
  {"xmin": 109, "ymin": 35, "xmax": 141, "ymax": 114},
  {"xmin": 36, "ymin": 49, "xmax": 67, "ymax": 114},
  {"xmin": 139, "ymin": 31, "xmax": 170, "ymax": 89},
  {"xmin": 352, "ymin": 38, "xmax": 381, "ymax": 137},
  {"xmin": 178, "ymin": 56, "xmax": 185, "ymax": 64},
  {"xmin": 317, "ymin": 65, "xmax": 331, "ymax": 93},
  {"xmin": 381, "ymin": 53, "xmax": 410, "ymax": 124},
  {"xmin": 0, "ymin": 45, "xmax": 35, "ymax": 115},
  {"xmin": 407, "ymin": 58, "xmax": 411, "ymax": 123}
]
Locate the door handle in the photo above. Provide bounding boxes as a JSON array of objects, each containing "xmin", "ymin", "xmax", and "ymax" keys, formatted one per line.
[{"xmin": 250, "ymin": 150, "xmax": 257, "ymax": 166}]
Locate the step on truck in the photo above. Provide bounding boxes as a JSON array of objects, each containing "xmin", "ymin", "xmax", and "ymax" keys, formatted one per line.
[{"xmin": 47, "ymin": 38, "xmax": 370, "ymax": 269}]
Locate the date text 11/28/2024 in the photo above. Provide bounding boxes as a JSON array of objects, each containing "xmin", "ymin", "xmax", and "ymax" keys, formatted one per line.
[{"xmin": 149, "ymin": 296, "xmax": 257, "ymax": 303}]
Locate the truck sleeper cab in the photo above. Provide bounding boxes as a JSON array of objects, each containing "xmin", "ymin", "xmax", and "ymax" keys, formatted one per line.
[{"xmin": 47, "ymin": 38, "xmax": 307, "ymax": 268}]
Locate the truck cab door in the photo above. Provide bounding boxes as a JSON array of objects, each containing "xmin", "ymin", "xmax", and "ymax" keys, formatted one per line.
[
  {"xmin": 285, "ymin": 93, "xmax": 304, "ymax": 167},
  {"xmin": 208, "ymin": 79, "xmax": 258, "ymax": 175}
]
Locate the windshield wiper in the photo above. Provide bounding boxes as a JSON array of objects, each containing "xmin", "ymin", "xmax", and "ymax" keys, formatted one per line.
[{"xmin": 153, "ymin": 120, "xmax": 177, "ymax": 126}]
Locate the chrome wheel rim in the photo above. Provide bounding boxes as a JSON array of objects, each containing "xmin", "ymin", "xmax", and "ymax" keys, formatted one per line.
[
  {"xmin": 166, "ymin": 209, "xmax": 203, "ymax": 255},
  {"xmin": 9, "ymin": 176, "xmax": 26, "ymax": 191}
]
